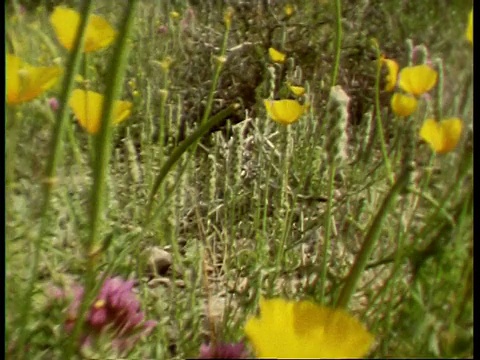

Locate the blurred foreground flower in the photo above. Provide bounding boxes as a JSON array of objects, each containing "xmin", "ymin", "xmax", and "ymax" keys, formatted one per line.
[
  {"xmin": 466, "ymin": 9, "xmax": 473, "ymax": 44},
  {"xmin": 419, "ymin": 118, "xmax": 463, "ymax": 154},
  {"xmin": 6, "ymin": 54, "xmax": 62, "ymax": 105},
  {"xmin": 68, "ymin": 89, "xmax": 132, "ymax": 134},
  {"xmin": 245, "ymin": 297, "xmax": 374, "ymax": 359},
  {"xmin": 50, "ymin": 7, "xmax": 116, "ymax": 53},
  {"xmin": 198, "ymin": 342, "xmax": 248, "ymax": 359},
  {"xmin": 62, "ymin": 276, "xmax": 156, "ymax": 354},
  {"xmin": 264, "ymin": 99, "xmax": 306, "ymax": 125},
  {"xmin": 268, "ymin": 47, "xmax": 286, "ymax": 63}
]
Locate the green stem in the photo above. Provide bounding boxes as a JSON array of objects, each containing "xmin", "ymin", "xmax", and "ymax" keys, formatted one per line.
[
  {"xmin": 199, "ymin": 23, "xmax": 230, "ymax": 125},
  {"xmin": 336, "ymin": 168, "xmax": 410, "ymax": 309},
  {"xmin": 15, "ymin": 1, "xmax": 94, "ymax": 356},
  {"xmin": 319, "ymin": 162, "xmax": 336, "ymax": 304},
  {"xmin": 372, "ymin": 42, "xmax": 395, "ymax": 185},
  {"xmin": 331, "ymin": 0, "xmax": 342, "ymax": 86},
  {"xmin": 65, "ymin": 1, "xmax": 139, "ymax": 357}
]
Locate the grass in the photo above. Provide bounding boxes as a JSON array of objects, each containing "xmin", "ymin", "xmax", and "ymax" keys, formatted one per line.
[{"xmin": 6, "ymin": 0, "xmax": 473, "ymax": 359}]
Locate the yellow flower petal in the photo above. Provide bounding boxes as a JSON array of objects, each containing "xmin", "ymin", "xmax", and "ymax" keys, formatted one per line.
[
  {"xmin": 398, "ymin": 65, "xmax": 438, "ymax": 96},
  {"xmin": 381, "ymin": 57, "xmax": 399, "ymax": 92},
  {"xmin": 268, "ymin": 47, "xmax": 286, "ymax": 63},
  {"xmin": 6, "ymin": 54, "xmax": 63, "ymax": 105},
  {"xmin": 287, "ymin": 83, "xmax": 306, "ymax": 96},
  {"xmin": 391, "ymin": 93, "xmax": 418, "ymax": 117},
  {"xmin": 419, "ymin": 118, "xmax": 463, "ymax": 154},
  {"xmin": 264, "ymin": 99, "xmax": 305, "ymax": 125},
  {"xmin": 50, "ymin": 7, "xmax": 116, "ymax": 53},
  {"xmin": 245, "ymin": 298, "xmax": 374, "ymax": 359},
  {"xmin": 68, "ymin": 89, "xmax": 132, "ymax": 134},
  {"xmin": 466, "ymin": 9, "xmax": 473, "ymax": 44}
]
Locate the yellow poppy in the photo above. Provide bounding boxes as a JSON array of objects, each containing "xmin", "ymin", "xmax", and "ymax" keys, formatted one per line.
[
  {"xmin": 398, "ymin": 65, "xmax": 438, "ymax": 96},
  {"xmin": 391, "ymin": 93, "xmax": 418, "ymax": 117},
  {"xmin": 287, "ymin": 83, "xmax": 306, "ymax": 96},
  {"xmin": 68, "ymin": 89, "xmax": 132, "ymax": 134},
  {"xmin": 419, "ymin": 118, "xmax": 463, "ymax": 154},
  {"xmin": 466, "ymin": 9, "xmax": 473, "ymax": 44},
  {"xmin": 50, "ymin": 7, "xmax": 116, "ymax": 53},
  {"xmin": 268, "ymin": 47, "xmax": 286, "ymax": 63},
  {"xmin": 264, "ymin": 99, "xmax": 305, "ymax": 125},
  {"xmin": 6, "ymin": 54, "xmax": 62, "ymax": 105},
  {"xmin": 245, "ymin": 297, "xmax": 374, "ymax": 359},
  {"xmin": 380, "ymin": 57, "xmax": 399, "ymax": 92}
]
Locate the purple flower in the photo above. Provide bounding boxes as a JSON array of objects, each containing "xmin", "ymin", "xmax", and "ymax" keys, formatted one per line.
[
  {"xmin": 48, "ymin": 97, "xmax": 59, "ymax": 112},
  {"xmin": 59, "ymin": 276, "xmax": 156, "ymax": 353},
  {"xmin": 198, "ymin": 342, "xmax": 248, "ymax": 359}
]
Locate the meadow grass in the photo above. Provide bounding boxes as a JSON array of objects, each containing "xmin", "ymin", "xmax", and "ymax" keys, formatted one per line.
[{"xmin": 6, "ymin": 0, "xmax": 473, "ymax": 358}]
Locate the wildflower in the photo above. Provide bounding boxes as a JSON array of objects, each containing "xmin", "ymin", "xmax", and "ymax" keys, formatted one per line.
[
  {"xmin": 264, "ymin": 99, "xmax": 305, "ymax": 125},
  {"xmin": 68, "ymin": 89, "xmax": 132, "ymax": 134},
  {"xmin": 62, "ymin": 277, "xmax": 157, "ymax": 353},
  {"xmin": 380, "ymin": 56, "xmax": 399, "ymax": 92},
  {"xmin": 170, "ymin": 11, "xmax": 181, "ymax": 20},
  {"xmin": 466, "ymin": 9, "xmax": 473, "ymax": 44},
  {"xmin": 287, "ymin": 83, "xmax": 306, "ymax": 96},
  {"xmin": 48, "ymin": 97, "xmax": 60, "ymax": 111},
  {"xmin": 50, "ymin": 7, "xmax": 116, "ymax": 53},
  {"xmin": 198, "ymin": 342, "xmax": 248, "ymax": 359},
  {"xmin": 6, "ymin": 54, "xmax": 62, "ymax": 105},
  {"xmin": 390, "ymin": 92, "xmax": 418, "ymax": 117},
  {"xmin": 268, "ymin": 47, "xmax": 286, "ymax": 64},
  {"xmin": 284, "ymin": 4, "xmax": 294, "ymax": 17},
  {"xmin": 397, "ymin": 64, "xmax": 438, "ymax": 96},
  {"xmin": 244, "ymin": 297, "xmax": 374, "ymax": 358},
  {"xmin": 419, "ymin": 118, "xmax": 463, "ymax": 154}
]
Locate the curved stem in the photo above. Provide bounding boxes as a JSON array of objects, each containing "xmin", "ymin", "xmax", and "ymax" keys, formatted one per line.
[{"xmin": 336, "ymin": 168, "xmax": 410, "ymax": 309}]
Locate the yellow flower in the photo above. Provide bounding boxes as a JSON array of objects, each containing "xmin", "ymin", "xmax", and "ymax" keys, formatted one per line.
[
  {"xmin": 6, "ymin": 54, "xmax": 63, "ymax": 105},
  {"xmin": 170, "ymin": 11, "xmax": 180, "ymax": 19},
  {"xmin": 398, "ymin": 65, "xmax": 438, "ymax": 96},
  {"xmin": 50, "ymin": 7, "xmax": 116, "ymax": 53},
  {"xmin": 264, "ymin": 99, "xmax": 305, "ymax": 125},
  {"xmin": 268, "ymin": 47, "xmax": 286, "ymax": 63},
  {"xmin": 391, "ymin": 93, "xmax": 418, "ymax": 117},
  {"xmin": 380, "ymin": 57, "xmax": 399, "ymax": 92},
  {"xmin": 466, "ymin": 9, "xmax": 473, "ymax": 44},
  {"xmin": 68, "ymin": 89, "xmax": 132, "ymax": 134},
  {"xmin": 287, "ymin": 83, "xmax": 306, "ymax": 96},
  {"xmin": 245, "ymin": 298, "xmax": 374, "ymax": 359},
  {"xmin": 284, "ymin": 4, "xmax": 294, "ymax": 16},
  {"xmin": 419, "ymin": 118, "xmax": 463, "ymax": 154}
]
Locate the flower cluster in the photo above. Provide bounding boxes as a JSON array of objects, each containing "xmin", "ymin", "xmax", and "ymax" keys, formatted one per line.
[
  {"xmin": 381, "ymin": 57, "xmax": 438, "ymax": 117},
  {"xmin": 264, "ymin": 47, "xmax": 308, "ymax": 125},
  {"xmin": 380, "ymin": 41, "xmax": 465, "ymax": 155},
  {"xmin": 59, "ymin": 277, "xmax": 156, "ymax": 354},
  {"xmin": 6, "ymin": 6, "xmax": 133, "ymax": 135}
]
